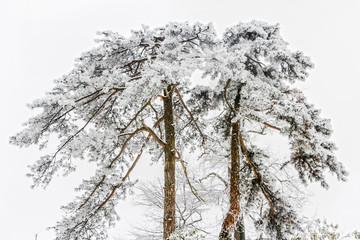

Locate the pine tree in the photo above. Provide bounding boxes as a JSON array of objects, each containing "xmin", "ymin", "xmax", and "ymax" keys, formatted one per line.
[
  {"xmin": 192, "ymin": 20, "xmax": 347, "ymax": 239},
  {"xmin": 10, "ymin": 20, "xmax": 348, "ymax": 240},
  {"xmin": 10, "ymin": 22, "xmax": 217, "ymax": 240}
]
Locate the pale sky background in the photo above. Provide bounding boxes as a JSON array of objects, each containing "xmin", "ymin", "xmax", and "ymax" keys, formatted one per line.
[{"xmin": 1, "ymin": 0, "xmax": 360, "ymax": 239}]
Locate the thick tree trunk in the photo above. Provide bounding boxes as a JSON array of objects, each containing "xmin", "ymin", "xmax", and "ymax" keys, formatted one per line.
[
  {"xmin": 163, "ymin": 86, "xmax": 176, "ymax": 240},
  {"xmin": 219, "ymin": 120, "xmax": 241, "ymax": 240},
  {"xmin": 220, "ymin": 88, "xmax": 242, "ymax": 240}
]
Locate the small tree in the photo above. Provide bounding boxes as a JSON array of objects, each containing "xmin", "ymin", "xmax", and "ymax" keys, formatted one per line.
[{"xmin": 10, "ymin": 22, "xmax": 217, "ymax": 240}]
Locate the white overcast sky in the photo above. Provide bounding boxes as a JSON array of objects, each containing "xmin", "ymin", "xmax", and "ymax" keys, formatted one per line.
[{"xmin": 1, "ymin": 0, "xmax": 360, "ymax": 239}]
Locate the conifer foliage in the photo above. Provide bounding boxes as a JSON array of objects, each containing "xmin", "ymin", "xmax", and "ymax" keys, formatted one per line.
[{"xmin": 11, "ymin": 21, "xmax": 346, "ymax": 240}]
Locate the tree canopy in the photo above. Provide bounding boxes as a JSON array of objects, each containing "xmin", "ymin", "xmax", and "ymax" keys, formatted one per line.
[{"xmin": 10, "ymin": 21, "xmax": 347, "ymax": 240}]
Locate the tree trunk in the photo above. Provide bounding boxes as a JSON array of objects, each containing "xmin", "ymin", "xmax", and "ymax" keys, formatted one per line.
[
  {"xmin": 234, "ymin": 213, "xmax": 246, "ymax": 240},
  {"xmin": 220, "ymin": 88, "xmax": 242, "ymax": 240},
  {"xmin": 219, "ymin": 120, "xmax": 241, "ymax": 240},
  {"xmin": 163, "ymin": 86, "xmax": 176, "ymax": 240}
]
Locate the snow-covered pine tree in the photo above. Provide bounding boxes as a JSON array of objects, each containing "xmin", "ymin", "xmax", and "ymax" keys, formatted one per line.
[
  {"xmin": 10, "ymin": 22, "xmax": 217, "ymax": 240},
  {"xmin": 191, "ymin": 20, "xmax": 347, "ymax": 239}
]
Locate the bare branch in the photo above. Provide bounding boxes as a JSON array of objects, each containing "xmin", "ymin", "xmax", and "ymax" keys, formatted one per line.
[
  {"xmin": 75, "ymin": 118, "xmax": 166, "ymax": 233},
  {"xmin": 149, "ymin": 102, "xmax": 163, "ymax": 138},
  {"xmin": 75, "ymin": 89, "xmax": 102, "ymax": 103},
  {"xmin": 41, "ymin": 107, "xmax": 64, "ymax": 133}
]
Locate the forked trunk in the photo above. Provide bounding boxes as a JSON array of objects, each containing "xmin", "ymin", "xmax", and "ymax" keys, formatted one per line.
[{"xmin": 163, "ymin": 86, "xmax": 176, "ymax": 240}]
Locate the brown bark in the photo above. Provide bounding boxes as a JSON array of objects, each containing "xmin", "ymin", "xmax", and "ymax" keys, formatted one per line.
[
  {"xmin": 220, "ymin": 88, "xmax": 242, "ymax": 240},
  {"xmin": 234, "ymin": 213, "xmax": 246, "ymax": 240},
  {"xmin": 219, "ymin": 120, "xmax": 241, "ymax": 240},
  {"xmin": 163, "ymin": 86, "xmax": 176, "ymax": 240}
]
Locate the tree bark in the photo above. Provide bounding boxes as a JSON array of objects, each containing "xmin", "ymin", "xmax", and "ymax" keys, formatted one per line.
[
  {"xmin": 219, "ymin": 120, "xmax": 241, "ymax": 240},
  {"xmin": 234, "ymin": 213, "xmax": 246, "ymax": 240},
  {"xmin": 220, "ymin": 87, "xmax": 242, "ymax": 240},
  {"xmin": 163, "ymin": 86, "xmax": 176, "ymax": 240}
]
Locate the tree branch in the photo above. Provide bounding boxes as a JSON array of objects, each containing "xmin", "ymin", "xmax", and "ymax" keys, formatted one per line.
[
  {"xmin": 245, "ymin": 54, "xmax": 265, "ymax": 68},
  {"xmin": 141, "ymin": 120, "xmax": 166, "ymax": 149},
  {"xmin": 75, "ymin": 118, "xmax": 165, "ymax": 233},
  {"xmin": 245, "ymin": 114, "xmax": 281, "ymax": 132},
  {"xmin": 108, "ymin": 127, "xmax": 146, "ymax": 168},
  {"xmin": 122, "ymin": 98, "xmax": 152, "ymax": 131},
  {"xmin": 78, "ymin": 175, "xmax": 106, "ymax": 210},
  {"xmin": 238, "ymin": 132, "xmax": 275, "ymax": 216},
  {"xmin": 199, "ymin": 172, "xmax": 229, "ymax": 188},
  {"xmin": 52, "ymin": 89, "xmax": 120, "ymax": 160},
  {"xmin": 174, "ymin": 87, "xmax": 205, "ymax": 144},
  {"xmin": 223, "ymin": 79, "xmax": 236, "ymax": 115},
  {"xmin": 174, "ymin": 149, "xmax": 204, "ymax": 202}
]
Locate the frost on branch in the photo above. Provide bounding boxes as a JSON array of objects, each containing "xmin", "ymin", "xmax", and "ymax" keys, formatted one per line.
[
  {"xmin": 10, "ymin": 20, "xmax": 346, "ymax": 240},
  {"xmin": 10, "ymin": 22, "xmax": 217, "ymax": 239},
  {"xmin": 190, "ymin": 20, "xmax": 346, "ymax": 239}
]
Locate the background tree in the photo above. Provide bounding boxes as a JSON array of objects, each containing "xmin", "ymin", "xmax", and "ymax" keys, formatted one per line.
[
  {"xmin": 130, "ymin": 166, "xmax": 210, "ymax": 240},
  {"xmin": 292, "ymin": 219, "xmax": 360, "ymax": 240},
  {"xmin": 10, "ymin": 22, "xmax": 217, "ymax": 240}
]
